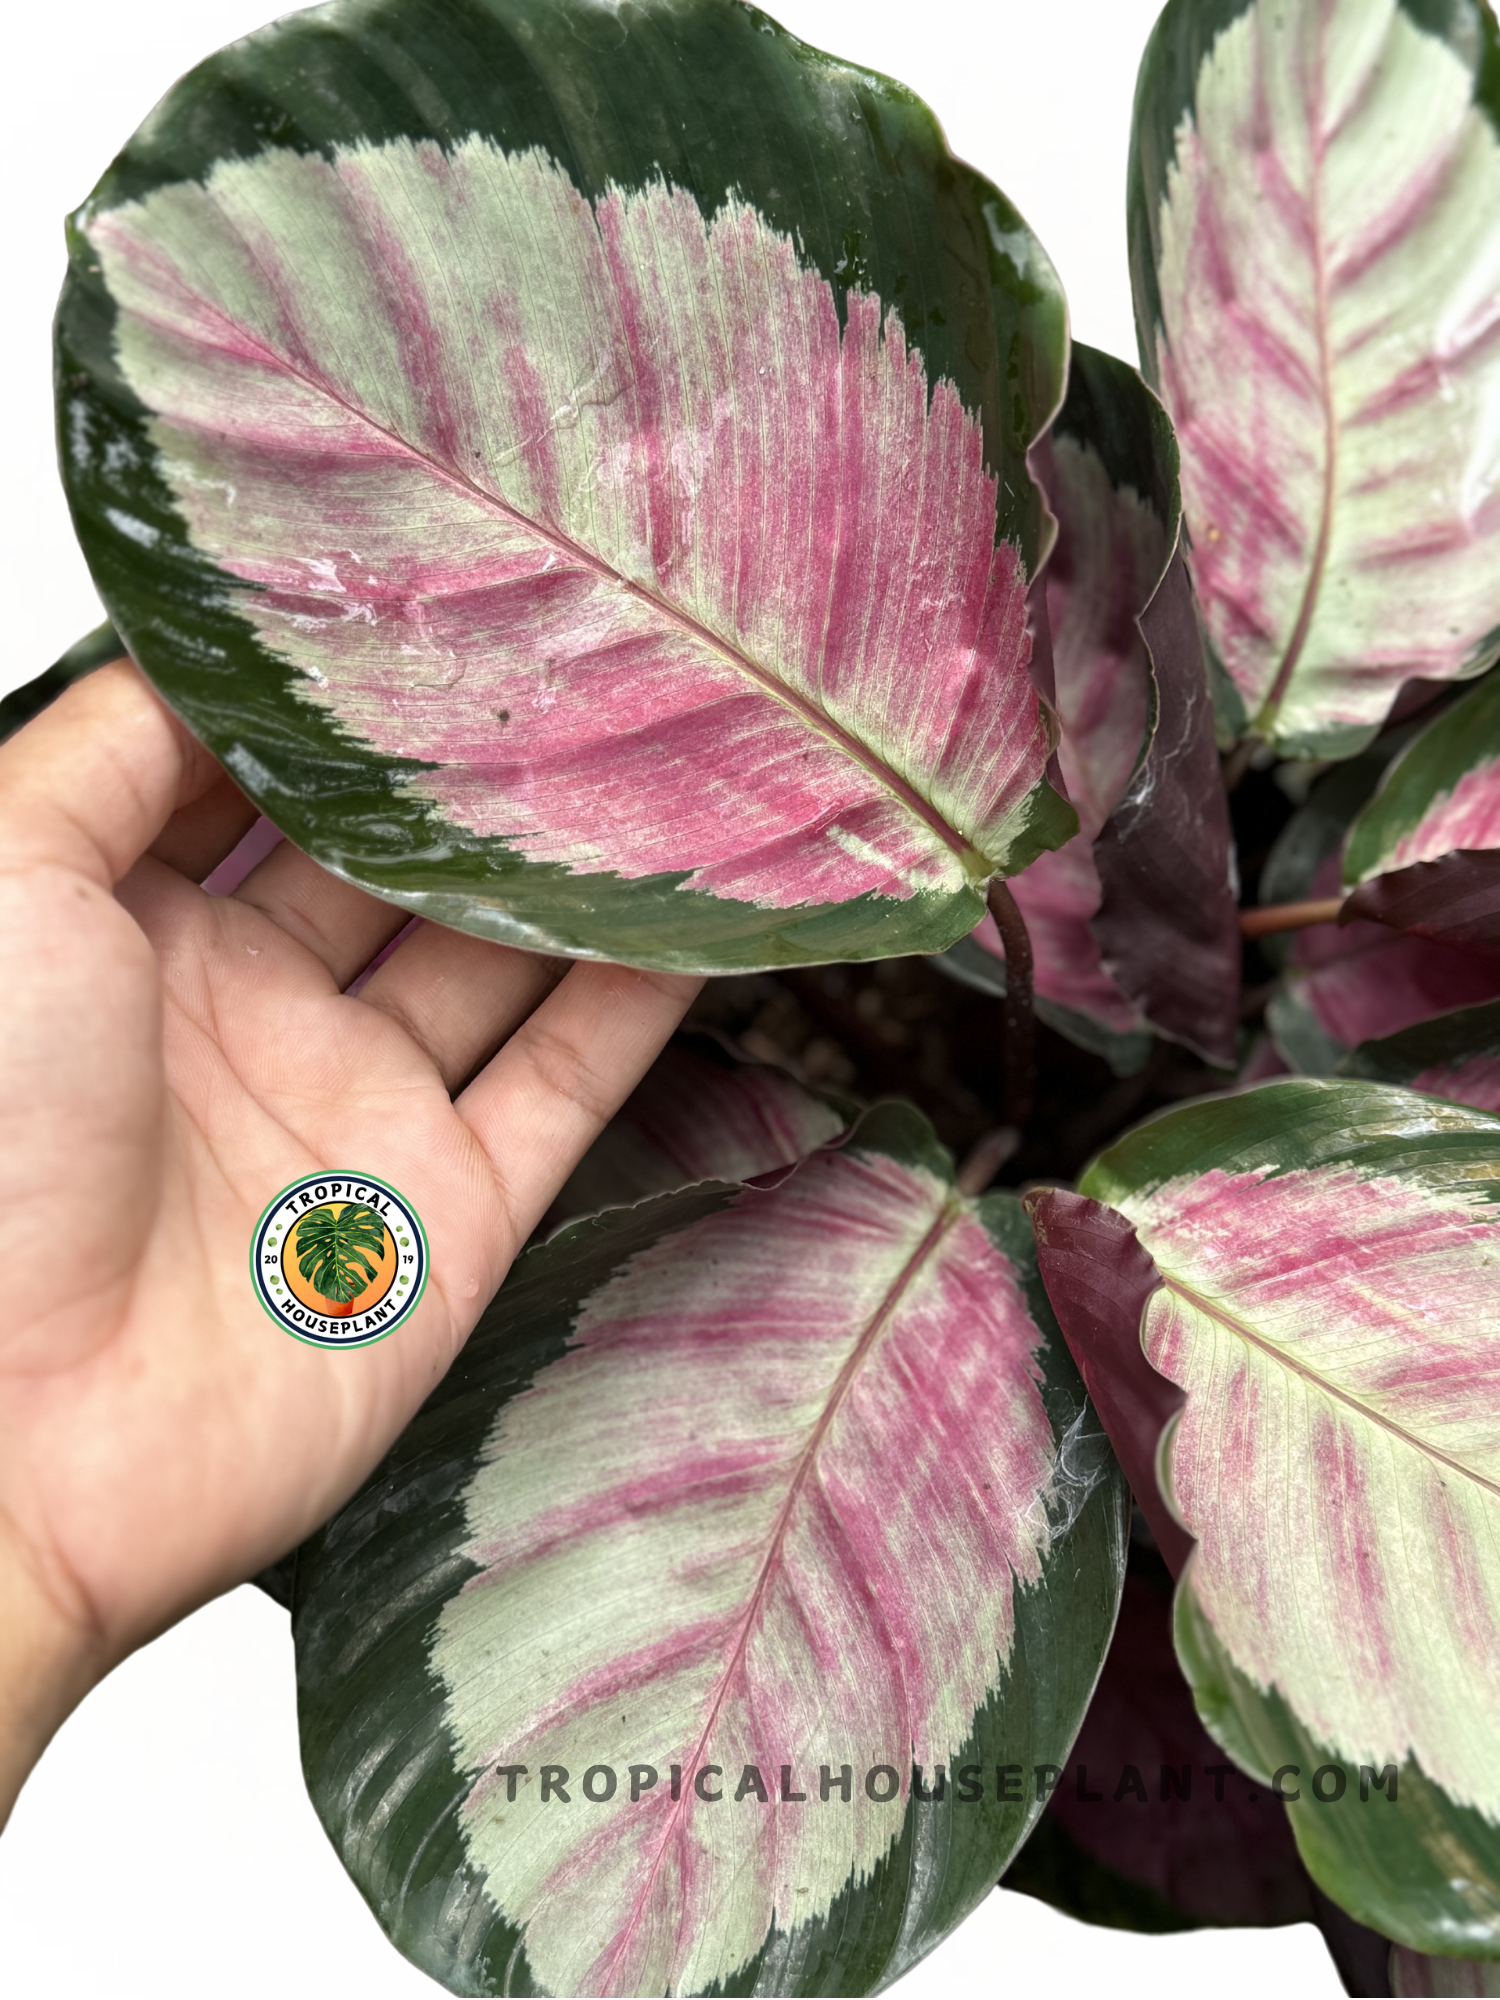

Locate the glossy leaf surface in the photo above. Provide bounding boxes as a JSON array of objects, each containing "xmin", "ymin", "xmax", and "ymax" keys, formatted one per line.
[
  {"xmin": 1091, "ymin": 550, "xmax": 1238, "ymax": 1065},
  {"xmin": 59, "ymin": 0, "xmax": 1073, "ymax": 973},
  {"xmin": 1341, "ymin": 998, "xmax": 1500, "ymax": 1113},
  {"xmin": 1130, "ymin": 0, "xmax": 1500, "ymax": 756},
  {"xmin": 292, "ymin": 1103, "xmax": 1125, "ymax": 1996},
  {"xmin": 1077, "ymin": 1080, "xmax": 1500, "ymax": 1954}
]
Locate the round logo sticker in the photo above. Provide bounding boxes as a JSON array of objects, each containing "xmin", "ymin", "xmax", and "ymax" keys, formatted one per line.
[{"xmin": 250, "ymin": 1172, "xmax": 428, "ymax": 1348}]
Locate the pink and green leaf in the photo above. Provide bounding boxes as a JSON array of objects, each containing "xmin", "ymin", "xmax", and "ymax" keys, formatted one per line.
[
  {"xmin": 1057, "ymin": 1078, "xmax": 1500, "ymax": 1956},
  {"xmin": 291, "ymin": 1102, "xmax": 1126, "ymax": 1995},
  {"xmin": 1346, "ymin": 674, "xmax": 1500, "ymax": 885},
  {"xmin": 1338, "ymin": 672, "xmax": 1500, "ymax": 950},
  {"xmin": 1130, "ymin": 0, "xmax": 1500, "ymax": 757},
  {"xmin": 59, "ymin": 0, "xmax": 1074, "ymax": 973},
  {"xmin": 1174, "ymin": 1557, "xmax": 1500, "ymax": 1960},
  {"xmin": 1340, "ymin": 999, "xmax": 1500, "ymax": 1114}
]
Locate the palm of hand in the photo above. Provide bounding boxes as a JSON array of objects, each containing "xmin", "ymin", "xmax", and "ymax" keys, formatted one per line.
[{"xmin": 0, "ymin": 663, "xmax": 695, "ymax": 1679}]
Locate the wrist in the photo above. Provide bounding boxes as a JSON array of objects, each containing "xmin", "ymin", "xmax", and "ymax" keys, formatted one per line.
[{"xmin": 0, "ymin": 1521, "xmax": 105, "ymax": 1831}]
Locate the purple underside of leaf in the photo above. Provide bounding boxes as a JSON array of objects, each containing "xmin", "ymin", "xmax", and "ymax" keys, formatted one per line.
[
  {"xmin": 605, "ymin": 1048, "xmax": 844, "ymax": 1187},
  {"xmin": 1092, "ymin": 555, "xmax": 1239, "ymax": 1065},
  {"xmin": 1344, "ymin": 852, "xmax": 1500, "ymax": 955},
  {"xmin": 1025, "ymin": 1189, "xmax": 1191, "ymax": 1575},
  {"xmin": 969, "ymin": 433, "xmax": 1236, "ymax": 1054},
  {"xmin": 1152, "ymin": 0, "xmax": 1500, "ymax": 747},
  {"xmin": 550, "ymin": 1041, "xmax": 849, "ymax": 1225},
  {"xmin": 969, "ymin": 433, "xmax": 1158, "ymax": 1034},
  {"xmin": 1045, "ymin": 1566, "xmax": 1311, "ymax": 1926},
  {"xmin": 1033, "ymin": 432, "xmax": 1160, "ymax": 841},
  {"xmin": 432, "ymin": 1143, "xmax": 1058, "ymax": 1997},
  {"xmin": 1290, "ymin": 859, "xmax": 1500, "ymax": 1046},
  {"xmin": 1389, "ymin": 1944, "xmax": 1500, "ymax": 1994},
  {"xmin": 91, "ymin": 139, "xmax": 1063, "ymax": 911}
]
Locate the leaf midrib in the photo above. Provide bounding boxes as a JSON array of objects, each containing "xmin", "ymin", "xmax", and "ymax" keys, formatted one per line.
[
  {"xmin": 1255, "ymin": 33, "xmax": 1337, "ymax": 737},
  {"xmin": 594, "ymin": 1192, "xmax": 966, "ymax": 1991},
  {"xmin": 154, "ymin": 296, "xmax": 997, "ymax": 879},
  {"xmin": 1162, "ymin": 1273, "xmax": 1500, "ymax": 1502}
]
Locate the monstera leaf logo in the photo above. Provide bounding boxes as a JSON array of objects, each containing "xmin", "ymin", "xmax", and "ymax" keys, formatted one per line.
[{"xmin": 293, "ymin": 1203, "xmax": 388, "ymax": 1317}]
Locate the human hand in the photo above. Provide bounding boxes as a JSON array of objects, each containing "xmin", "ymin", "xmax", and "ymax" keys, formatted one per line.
[{"xmin": 0, "ymin": 660, "xmax": 699, "ymax": 1821}]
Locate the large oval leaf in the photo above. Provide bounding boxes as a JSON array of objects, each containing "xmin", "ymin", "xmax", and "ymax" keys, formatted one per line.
[
  {"xmin": 1048, "ymin": 1079, "xmax": 1500, "ymax": 1954},
  {"xmin": 290, "ymin": 1103, "xmax": 1125, "ymax": 1995},
  {"xmin": 1130, "ymin": 0, "xmax": 1500, "ymax": 758},
  {"xmin": 57, "ymin": 0, "xmax": 1074, "ymax": 972}
]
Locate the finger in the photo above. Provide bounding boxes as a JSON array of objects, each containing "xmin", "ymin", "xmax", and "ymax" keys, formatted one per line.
[
  {"xmin": 148, "ymin": 770, "xmax": 260, "ymax": 882},
  {"xmin": 357, "ymin": 924, "xmax": 569, "ymax": 1090},
  {"xmin": 0, "ymin": 660, "xmax": 221, "ymax": 888},
  {"xmin": 456, "ymin": 961, "xmax": 701, "ymax": 1245},
  {"xmin": 232, "ymin": 839, "xmax": 412, "ymax": 988}
]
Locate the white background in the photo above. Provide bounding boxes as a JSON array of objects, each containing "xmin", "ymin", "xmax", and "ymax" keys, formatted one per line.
[{"xmin": 1, "ymin": 1, "xmax": 1344, "ymax": 1993}]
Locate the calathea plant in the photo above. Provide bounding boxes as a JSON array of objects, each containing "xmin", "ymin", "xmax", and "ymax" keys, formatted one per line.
[{"xmin": 11, "ymin": 0, "xmax": 1499, "ymax": 1990}]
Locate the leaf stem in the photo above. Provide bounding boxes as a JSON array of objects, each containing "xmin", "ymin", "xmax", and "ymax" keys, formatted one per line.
[
  {"xmin": 955, "ymin": 1126, "xmax": 1021, "ymax": 1196},
  {"xmin": 1239, "ymin": 896, "xmax": 1345, "ymax": 940},
  {"xmin": 987, "ymin": 879, "xmax": 1036, "ymax": 1128},
  {"xmin": 1221, "ymin": 736, "xmax": 1261, "ymax": 793}
]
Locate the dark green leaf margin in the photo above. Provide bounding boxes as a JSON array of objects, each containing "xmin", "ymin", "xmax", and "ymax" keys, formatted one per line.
[
  {"xmin": 1340, "ymin": 1000, "xmax": 1500, "ymax": 1099},
  {"xmin": 0, "ymin": 619, "xmax": 122, "ymax": 745},
  {"xmin": 1176, "ymin": 1576, "xmax": 1500, "ymax": 1959},
  {"xmin": 55, "ymin": 0, "xmax": 1071, "ymax": 974},
  {"xmin": 1344, "ymin": 669, "xmax": 1500, "ymax": 886},
  {"xmin": 1079, "ymin": 1077, "xmax": 1500, "ymax": 1958},
  {"xmin": 288, "ymin": 1102, "xmax": 1126, "ymax": 1996}
]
